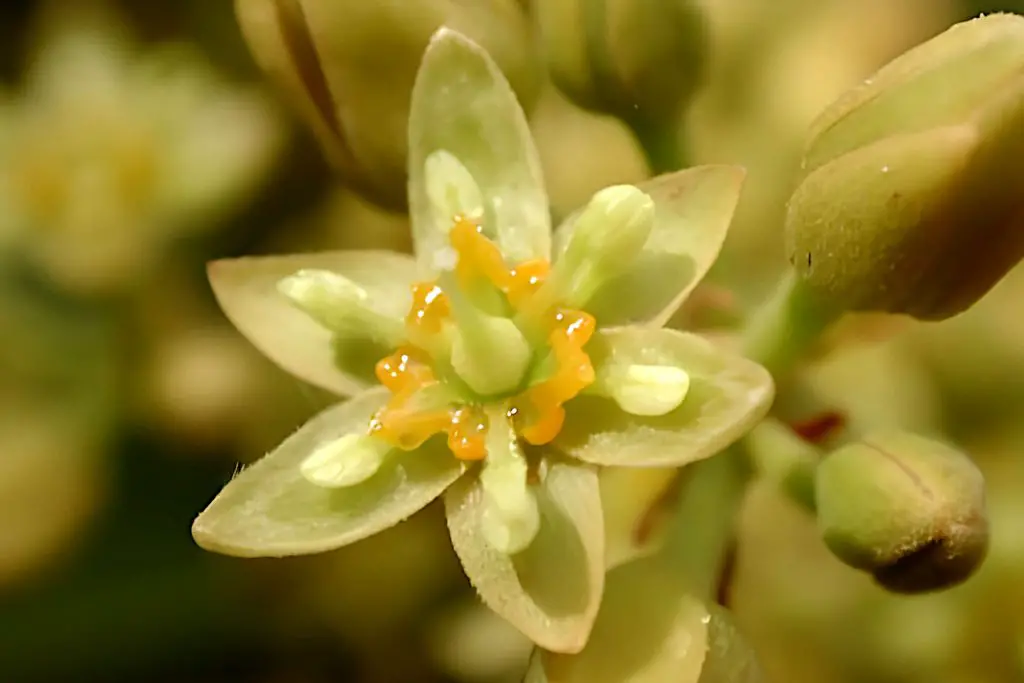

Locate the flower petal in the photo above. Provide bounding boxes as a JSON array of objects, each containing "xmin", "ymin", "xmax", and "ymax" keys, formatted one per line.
[
  {"xmin": 444, "ymin": 455, "xmax": 604, "ymax": 653},
  {"xmin": 208, "ymin": 250, "xmax": 426, "ymax": 396},
  {"xmin": 408, "ymin": 28, "xmax": 550, "ymax": 268},
  {"xmin": 557, "ymin": 328, "xmax": 773, "ymax": 467},
  {"xmin": 525, "ymin": 556, "xmax": 761, "ymax": 683},
  {"xmin": 553, "ymin": 166, "xmax": 745, "ymax": 327},
  {"xmin": 192, "ymin": 387, "xmax": 465, "ymax": 557}
]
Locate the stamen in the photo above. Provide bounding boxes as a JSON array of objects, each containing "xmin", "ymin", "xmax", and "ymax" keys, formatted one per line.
[
  {"xmin": 300, "ymin": 433, "xmax": 391, "ymax": 488},
  {"xmin": 448, "ymin": 406, "xmax": 488, "ymax": 460},
  {"xmin": 514, "ymin": 308, "xmax": 596, "ymax": 445},
  {"xmin": 479, "ymin": 405, "xmax": 540, "ymax": 554}
]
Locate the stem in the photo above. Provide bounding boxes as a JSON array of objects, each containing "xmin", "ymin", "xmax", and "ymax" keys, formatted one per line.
[
  {"xmin": 659, "ymin": 446, "xmax": 750, "ymax": 602},
  {"xmin": 628, "ymin": 118, "xmax": 689, "ymax": 175},
  {"xmin": 658, "ymin": 269, "xmax": 840, "ymax": 599},
  {"xmin": 744, "ymin": 419, "xmax": 820, "ymax": 513},
  {"xmin": 741, "ymin": 270, "xmax": 839, "ymax": 378}
]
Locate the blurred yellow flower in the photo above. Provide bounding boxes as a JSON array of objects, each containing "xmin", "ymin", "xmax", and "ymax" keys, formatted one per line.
[{"xmin": 0, "ymin": 5, "xmax": 285, "ymax": 295}]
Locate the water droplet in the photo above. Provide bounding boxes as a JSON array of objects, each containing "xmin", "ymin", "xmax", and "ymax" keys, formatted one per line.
[{"xmin": 881, "ymin": 165, "xmax": 890, "ymax": 173}]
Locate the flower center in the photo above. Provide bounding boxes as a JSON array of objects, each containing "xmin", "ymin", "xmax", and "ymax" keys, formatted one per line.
[{"xmin": 367, "ymin": 216, "xmax": 596, "ymax": 460}]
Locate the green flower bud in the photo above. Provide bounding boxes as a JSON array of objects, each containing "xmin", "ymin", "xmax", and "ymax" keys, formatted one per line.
[
  {"xmin": 235, "ymin": 0, "xmax": 542, "ymax": 208},
  {"xmin": 814, "ymin": 431, "xmax": 989, "ymax": 594},
  {"xmin": 785, "ymin": 14, "xmax": 1024, "ymax": 320},
  {"xmin": 534, "ymin": 0, "xmax": 707, "ymax": 127}
]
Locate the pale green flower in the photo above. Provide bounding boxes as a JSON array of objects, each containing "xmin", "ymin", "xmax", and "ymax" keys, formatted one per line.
[
  {"xmin": 192, "ymin": 28, "xmax": 771, "ymax": 653},
  {"xmin": 0, "ymin": 6, "xmax": 284, "ymax": 295}
]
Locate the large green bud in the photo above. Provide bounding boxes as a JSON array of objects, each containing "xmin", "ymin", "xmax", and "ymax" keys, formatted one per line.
[
  {"xmin": 235, "ymin": 0, "xmax": 541, "ymax": 209},
  {"xmin": 785, "ymin": 14, "xmax": 1024, "ymax": 321},
  {"xmin": 533, "ymin": 0, "xmax": 707, "ymax": 130},
  {"xmin": 815, "ymin": 431, "xmax": 988, "ymax": 594}
]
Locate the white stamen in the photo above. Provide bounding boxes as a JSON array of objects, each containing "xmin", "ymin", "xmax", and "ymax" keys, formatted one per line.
[
  {"xmin": 300, "ymin": 433, "xmax": 390, "ymax": 488},
  {"xmin": 607, "ymin": 364, "xmax": 691, "ymax": 416}
]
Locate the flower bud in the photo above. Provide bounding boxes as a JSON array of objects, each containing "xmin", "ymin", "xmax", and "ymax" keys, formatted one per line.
[
  {"xmin": 785, "ymin": 14, "xmax": 1024, "ymax": 321},
  {"xmin": 235, "ymin": 0, "xmax": 542, "ymax": 209},
  {"xmin": 534, "ymin": 0, "xmax": 707, "ymax": 128},
  {"xmin": 814, "ymin": 430, "xmax": 989, "ymax": 594}
]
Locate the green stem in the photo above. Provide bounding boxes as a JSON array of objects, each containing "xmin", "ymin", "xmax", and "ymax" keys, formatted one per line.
[
  {"xmin": 744, "ymin": 419, "xmax": 820, "ymax": 513},
  {"xmin": 741, "ymin": 270, "xmax": 840, "ymax": 378},
  {"xmin": 659, "ymin": 445, "xmax": 750, "ymax": 602},
  {"xmin": 658, "ymin": 269, "xmax": 840, "ymax": 597},
  {"xmin": 629, "ymin": 118, "xmax": 689, "ymax": 175}
]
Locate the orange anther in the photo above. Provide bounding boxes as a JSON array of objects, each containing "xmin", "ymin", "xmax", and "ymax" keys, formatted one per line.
[
  {"xmin": 406, "ymin": 282, "xmax": 450, "ymax": 336},
  {"xmin": 506, "ymin": 260, "xmax": 550, "ymax": 309},
  {"xmin": 512, "ymin": 309, "xmax": 596, "ymax": 445},
  {"xmin": 450, "ymin": 217, "xmax": 513, "ymax": 293},
  {"xmin": 448, "ymin": 406, "xmax": 489, "ymax": 461}
]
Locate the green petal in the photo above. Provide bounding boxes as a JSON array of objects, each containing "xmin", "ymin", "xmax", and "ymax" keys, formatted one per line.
[
  {"xmin": 208, "ymin": 250, "xmax": 425, "ymax": 396},
  {"xmin": 553, "ymin": 167, "xmax": 744, "ymax": 327},
  {"xmin": 525, "ymin": 556, "xmax": 761, "ymax": 683},
  {"xmin": 408, "ymin": 28, "xmax": 550, "ymax": 268},
  {"xmin": 445, "ymin": 455, "xmax": 604, "ymax": 653},
  {"xmin": 192, "ymin": 388, "xmax": 465, "ymax": 557},
  {"xmin": 557, "ymin": 328, "xmax": 773, "ymax": 467}
]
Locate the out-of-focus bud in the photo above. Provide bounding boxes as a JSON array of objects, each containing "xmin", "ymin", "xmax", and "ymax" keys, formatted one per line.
[
  {"xmin": 785, "ymin": 14, "xmax": 1024, "ymax": 321},
  {"xmin": 235, "ymin": 0, "xmax": 542, "ymax": 209},
  {"xmin": 533, "ymin": 0, "xmax": 707, "ymax": 128},
  {"xmin": 814, "ymin": 430, "xmax": 989, "ymax": 594},
  {"xmin": 526, "ymin": 555, "xmax": 762, "ymax": 682}
]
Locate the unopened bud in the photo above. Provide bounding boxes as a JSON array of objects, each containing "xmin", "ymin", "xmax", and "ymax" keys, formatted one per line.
[
  {"xmin": 234, "ymin": 0, "xmax": 542, "ymax": 208},
  {"xmin": 535, "ymin": 0, "xmax": 707, "ymax": 128},
  {"xmin": 815, "ymin": 430, "xmax": 989, "ymax": 594},
  {"xmin": 786, "ymin": 14, "xmax": 1024, "ymax": 321}
]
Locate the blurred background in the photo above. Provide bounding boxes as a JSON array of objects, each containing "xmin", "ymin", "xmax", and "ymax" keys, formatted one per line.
[{"xmin": 1, "ymin": 1, "xmax": 1023, "ymax": 682}]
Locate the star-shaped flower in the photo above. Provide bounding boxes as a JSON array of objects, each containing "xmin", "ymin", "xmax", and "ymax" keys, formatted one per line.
[{"xmin": 192, "ymin": 28, "xmax": 772, "ymax": 653}]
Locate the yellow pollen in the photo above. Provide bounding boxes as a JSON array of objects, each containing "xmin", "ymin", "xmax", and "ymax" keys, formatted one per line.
[{"xmin": 367, "ymin": 216, "xmax": 596, "ymax": 460}]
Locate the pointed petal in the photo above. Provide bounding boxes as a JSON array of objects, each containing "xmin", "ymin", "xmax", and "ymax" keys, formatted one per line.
[
  {"xmin": 192, "ymin": 388, "xmax": 465, "ymax": 557},
  {"xmin": 553, "ymin": 167, "xmax": 744, "ymax": 327},
  {"xmin": 557, "ymin": 328, "xmax": 773, "ymax": 467},
  {"xmin": 445, "ymin": 456, "xmax": 604, "ymax": 653},
  {"xmin": 408, "ymin": 28, "xmax": 550, "ymax": 268},
  {"xmin": 208, "ymin": 250, "xmax": 425, "ymax": 396},
  {"xmin": 526, "ymin": 556, "xmax": 762, "ymax": 683}
]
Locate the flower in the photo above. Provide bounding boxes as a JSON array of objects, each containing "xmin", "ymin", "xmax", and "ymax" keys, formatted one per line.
[
  {"xmin": 0, "ymin": 4, "xmax": 284, "ymax": 295},
  {"xmin": 192, "ymin": 28, "xmax": 772, "ymax": 653}
]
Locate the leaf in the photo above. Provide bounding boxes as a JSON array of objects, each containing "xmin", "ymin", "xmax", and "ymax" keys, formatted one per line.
[
  {"xmin": 408, "ymin": 28, "xmax": 550, "ymax": 268},
  {"xmin": 557, "ymin": 328, "xmax": 773, "ymax": 467},
  {"xmin": 553, "ymin": 167, "xmax": 744, "ymax": 327},
  {"xmin": 444, "ymin": 455, "xmax": 604, "ymax": 653},
  {"xmin": 208, "ymin": 250, "xmax": 425, "ymax": 396},
  {"xmin": 525, "ymin": 556, "xmax": 762, "ymax": 683},
  {"xmin": 192, "ymin": 388, "xmax": 465, "ymax": 557}
]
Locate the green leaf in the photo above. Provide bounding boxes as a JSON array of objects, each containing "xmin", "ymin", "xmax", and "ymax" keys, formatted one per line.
[
  {"xmin": 408, "ymin": 28, "xmax": 550, "ymax": 268},
  {"xmin": 553, "ymin": 167, "xmax": 744, "ymax": 327},
  {"xmin": 556, "ymin": 328, "xmax": 773, "ymax": 467},
  {"xmin": 525, "ymin": 557, "xmax": 761, "ymax": 683},
  {"xmin": 444, "ymin": 455, "xmax": 604, "ymax": 653},
  {"xmin": 208, "ymin": 250, "xmax": 425, "ymax": 396},
  {"xmin": 192, "ymin": 388, "xmax": 465, "ymax": 557}
]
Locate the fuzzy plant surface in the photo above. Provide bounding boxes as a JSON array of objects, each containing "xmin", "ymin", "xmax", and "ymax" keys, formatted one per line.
[{"xmin": 191, "ymin": 28, "xmax": 773, "ymax": 653}]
